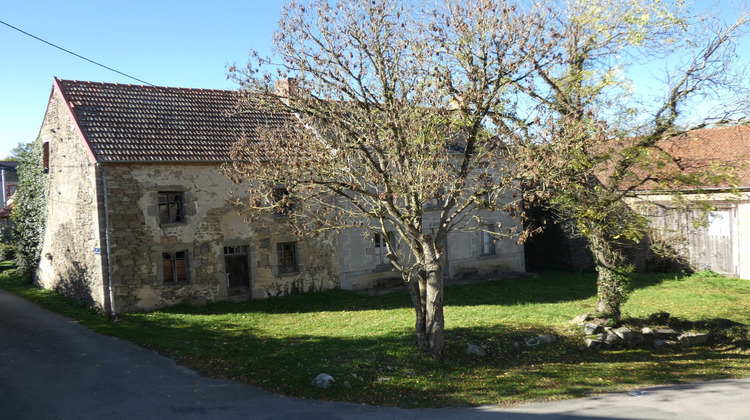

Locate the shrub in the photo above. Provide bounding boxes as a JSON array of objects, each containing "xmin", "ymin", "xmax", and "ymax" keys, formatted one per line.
[
  {"xmin": 0, "ymin": 242, "xmax": 16, "ymax": 262},
  {"xmin": 11, "ymin": 140, "xmax": 47, "ymax": 282}
]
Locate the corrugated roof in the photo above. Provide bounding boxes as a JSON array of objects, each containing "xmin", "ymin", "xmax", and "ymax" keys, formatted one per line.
[
  {"xmin": 55, "ymin": 79, "xmax": 293, "ymax": 163},
  {"xmin": 632, "ymin": 125, "xmax": 750, "ymax": 191}
]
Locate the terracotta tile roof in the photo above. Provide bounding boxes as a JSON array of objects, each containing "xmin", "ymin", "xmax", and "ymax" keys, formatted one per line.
[
  {"xmin": 626, "ymin": 125, "xmax": 750, "ymax": 191},
  {"xmin": 0, "ymin": 202, "xmax": 13, "ymax": 219},
  {"xmin": 55, "ymin": 79, "xmax": 294, "ymax": 163}
]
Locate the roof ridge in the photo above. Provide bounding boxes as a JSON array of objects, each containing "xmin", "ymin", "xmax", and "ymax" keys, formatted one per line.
[
  {"xmin": 687, "ymin": 124, "xmax": 750, "ymax": 134},
  {"xmin": 57, "ymin": 78, "xmax": 236, "ymax": 94}
]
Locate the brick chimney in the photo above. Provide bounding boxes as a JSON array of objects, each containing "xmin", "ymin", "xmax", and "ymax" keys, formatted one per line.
[{"xmin": 275, "ymin": 77, "xmax": 298, "ymax": 99}]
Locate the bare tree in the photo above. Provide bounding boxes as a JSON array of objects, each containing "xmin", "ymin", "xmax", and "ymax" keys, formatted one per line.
[
  {"xmin": 227, "ymin": 0, "xmax": 749, "ymax": 356},
  {"xmin": 508, "ymin": 0, "xmax": 750, "ymax": 323},
  {"xmin": 227, "ymin": 0, "xmax": 548, "ymax": 359}
]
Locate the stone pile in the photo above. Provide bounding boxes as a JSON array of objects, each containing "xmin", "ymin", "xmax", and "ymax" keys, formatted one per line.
[{"xmin": 571, "ymin": 314, "xmax": 710, "ymax": 350}]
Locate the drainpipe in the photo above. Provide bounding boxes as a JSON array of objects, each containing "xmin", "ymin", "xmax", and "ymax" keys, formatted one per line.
[
  {"xmin": 1, "ymin": 168, "xmax": 6, "ymax": 208},
  {"xmin": 98, "ymin": 164, "xmax": 116, "ymax": 318}
]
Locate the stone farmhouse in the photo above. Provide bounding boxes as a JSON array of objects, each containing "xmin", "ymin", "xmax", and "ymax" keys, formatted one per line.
[
  {"xmin": 36, "ymin": 78, "xmax": 525, "ymax": 314},
  {"xmin": 624, "ymin": 125, "xmax": 750, "ymax": 279}
]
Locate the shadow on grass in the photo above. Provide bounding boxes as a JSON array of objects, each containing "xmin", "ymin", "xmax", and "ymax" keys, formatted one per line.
[
  {"xmin": 3, "ymin": 270, "xmax": 747, "ymax": 408},
  {"xmin": 109, "ymin": 315, "xmax": 750, "ymax": 408},
  {"xmin": 161, "ymin": 271, "xmax": 677, "ymax": 316}
]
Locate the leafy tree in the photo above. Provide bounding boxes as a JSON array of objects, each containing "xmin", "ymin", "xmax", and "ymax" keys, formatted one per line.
[
  {"xmin": 508, "ymin": 0, "xmax": 750, "ymax": 322},
  {"xmin": 227, "ymin": 0, "xmax": 549, "ymax": 359},
  {"xmin": 228, "ymin": 0, "xmax": 749, "ymax": 358},
  {"xmin": 11, "ymin": 139, "xmax": 47, "ymax": 282}
]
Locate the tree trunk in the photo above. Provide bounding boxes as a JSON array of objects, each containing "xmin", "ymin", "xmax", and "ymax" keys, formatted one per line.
[
  {"xmin": 588, "ymin": 228, "xmax": 624, "ymax": 323},
  {"xmin": 423, "ymin": 258, "xmax": 445, "ymax": 360},
  {"xmin": 404, "ymin": 242, "xmax": 445, "ymax": 360},
  {"xmin": 405, "ymin": 273, "xmax": 426, "ymax": 349},
  {"xmin": 594, "ymin": 265, "xmax": 622, "ymax": 322}
]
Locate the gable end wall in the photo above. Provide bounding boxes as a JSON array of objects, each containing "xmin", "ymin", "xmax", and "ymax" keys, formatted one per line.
[{"xmin": 37, "ymin": 92, "xmax": 108, "ymax": 310}]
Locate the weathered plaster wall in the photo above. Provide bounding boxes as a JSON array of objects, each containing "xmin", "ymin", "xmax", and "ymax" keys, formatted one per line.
[
  {"xmin": 337, "ymin": 229, "xmax": 402, "ymax": 290},
  {"xmin": 37, "ymin": 93, "xmax": 108, "ymax": 310},
  {"xmin": 103, "ymin": 164, "xmax": 339, "ymax": 312},
  {"xmin": 442, "ymin": 209, "xmax": 525, "ymax": 278},
  {"xmin": 338, "ymin": 209, "xmax": 526, "ymax": 291}
]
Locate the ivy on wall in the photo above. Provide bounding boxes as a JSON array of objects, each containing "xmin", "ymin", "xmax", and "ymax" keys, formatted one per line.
[{"xmin": 11, "ymin": 139, "xmax": 48, "ymax": 282}]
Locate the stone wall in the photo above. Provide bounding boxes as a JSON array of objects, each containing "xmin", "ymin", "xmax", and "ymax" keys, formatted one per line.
[
  {"xmin": 103, "ymin": 164, "xmax": 340, "ymax": 312},
  {"xmin": 36, "ymin": 92, "xmax": 109, "ymax": 311},
  {"xmin": 338, "ymin": 209, "xmax": 526, "ymax": 291}
]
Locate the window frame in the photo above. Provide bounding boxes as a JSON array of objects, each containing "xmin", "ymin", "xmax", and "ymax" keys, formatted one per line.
[
  {"xmin": 276, "ymin": 242, "xmax": 299, "ymax": 274},
  {"xmin": 272, "ymin": 187, "xmax": 294, "ymax": 218},
  {"xmin": 42, "ymin": 141, "xmax": 50, "ymax": 172},
  {"xmin": 373, "ymin": 232, "xmax": 394, "ymax": 266},
  {"xmin": 479, "ymin": 226, "xmax": 496, "ymax": 256},
  {"xmin": 162, "ymin": 250, "xmax": 189, "ymax": 283},
  {"xmin": 158, "ymin": 191, "xmax": 186, "ymax": 225},
  {"xmin": 224, "ymin": 245, "xmax": 249, "ymax": 256}
]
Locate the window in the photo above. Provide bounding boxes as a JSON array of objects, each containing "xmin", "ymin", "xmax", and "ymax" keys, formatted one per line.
[
  {"xmin": 42, "ymin": 142, "xmax": 50, "ymax": 172},
  {"xmin": 477, "ymin": 192, "xmax": 492, "ymax": 208},
  {"xmin": 374, "ymin": 232, "xmax": 394, "ymax": 265},
  {"xmin": 159, "ymin": 192, "xmax": 185, "ymax": 224},
  {"xmin": 224, "ymin": 246, "xmax": 249, "ymax": 255},
  {"xmin": 425, "ymin": 187, "xmax": 447, "ymax": 209},
  {"xmin": 272, "ymin": 187, "xmax": 294, "ymax": 217},
  {"xmin": 480, "ymin": 227, "xmax": 496, "ymax": 256},
  {"xmin": 276, "ymin": 242, "xmax": 298, "ymax": 274},
  {"xmin": 162, "ymin": 251, "xmax": 188, "ymax": 282}
]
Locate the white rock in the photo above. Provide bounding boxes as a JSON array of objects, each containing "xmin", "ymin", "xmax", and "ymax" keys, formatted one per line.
[
  {"xmin": 538, "ymin": 334, "xmax": 557, "ymax": 344},
  {"xmin": 570, "ymin": 314, "xmax": 591, "ymax": 325},
  {"xmin": 614, "ymin": 326, "xmax": 635, "ymax": 341},
  {"xmin": 466, "ymin": 344, "xmax": 487, "ymax": 357},
  {"xmin": 311, "ymin": 373, "xmax": 335, "ymax": 388},
  {"xmin": 584, "ymin": 323, "xmax": 600, "ymax": 335},
  {"xmin": 678, "ymin": 332, "xmax": 709, "ymax": 346},
  {"xmin": 584, "ymin": 338, "xmax": 602, "ymax": 349}
]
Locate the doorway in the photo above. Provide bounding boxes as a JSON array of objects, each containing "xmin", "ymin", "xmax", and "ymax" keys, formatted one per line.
[{"xmin": 224, "ymin": 246, "xmax": 250, "ymax": 297}]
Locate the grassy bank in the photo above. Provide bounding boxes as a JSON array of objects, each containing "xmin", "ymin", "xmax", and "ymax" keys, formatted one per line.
[{"xmin": 1, "ymin": 270, "xmax": 748, "ymax": 408}]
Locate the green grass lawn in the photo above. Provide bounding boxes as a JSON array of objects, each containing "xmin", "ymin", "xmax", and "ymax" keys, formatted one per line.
[{"xmin": 1, "ymin": 270, "xmax": 749, "ymax": 408}]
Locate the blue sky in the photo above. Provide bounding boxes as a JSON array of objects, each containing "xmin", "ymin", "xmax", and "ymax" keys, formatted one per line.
[
  {"xmin": 1, "ymin": 0, "xmax": 282, "ymax": 158},
  {"xmin": 1, "ymin": 0, "xmax": 748, "ymax": 159}
]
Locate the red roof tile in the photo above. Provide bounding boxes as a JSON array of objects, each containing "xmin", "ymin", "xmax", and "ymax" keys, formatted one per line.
[
  {"xmin": 0, "ymin": 202, "xmax": 13, "ymax": 218},
  {"xmin": 55, "ymin": 79, "xmax": 294, "ymax": 163},
  {"xmin": 631, "ymin": 125, "xmax": 750, "ymax": 191}
]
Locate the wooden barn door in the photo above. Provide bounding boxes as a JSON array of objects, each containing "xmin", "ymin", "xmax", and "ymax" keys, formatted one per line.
[{"xmin": 693, "ymin": 207, "xmax": 738, "ymax": 276}]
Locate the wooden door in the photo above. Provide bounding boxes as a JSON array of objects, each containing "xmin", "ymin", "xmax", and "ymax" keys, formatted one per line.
[{"xmin": 225, "ymin": 246, "xmax": 250, "ymax": 297}]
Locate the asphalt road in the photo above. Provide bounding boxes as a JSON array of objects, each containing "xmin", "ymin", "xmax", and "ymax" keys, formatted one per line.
[{"xmin": 1, "ymin": 288, "xmax": 749, "ymax": 419}]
